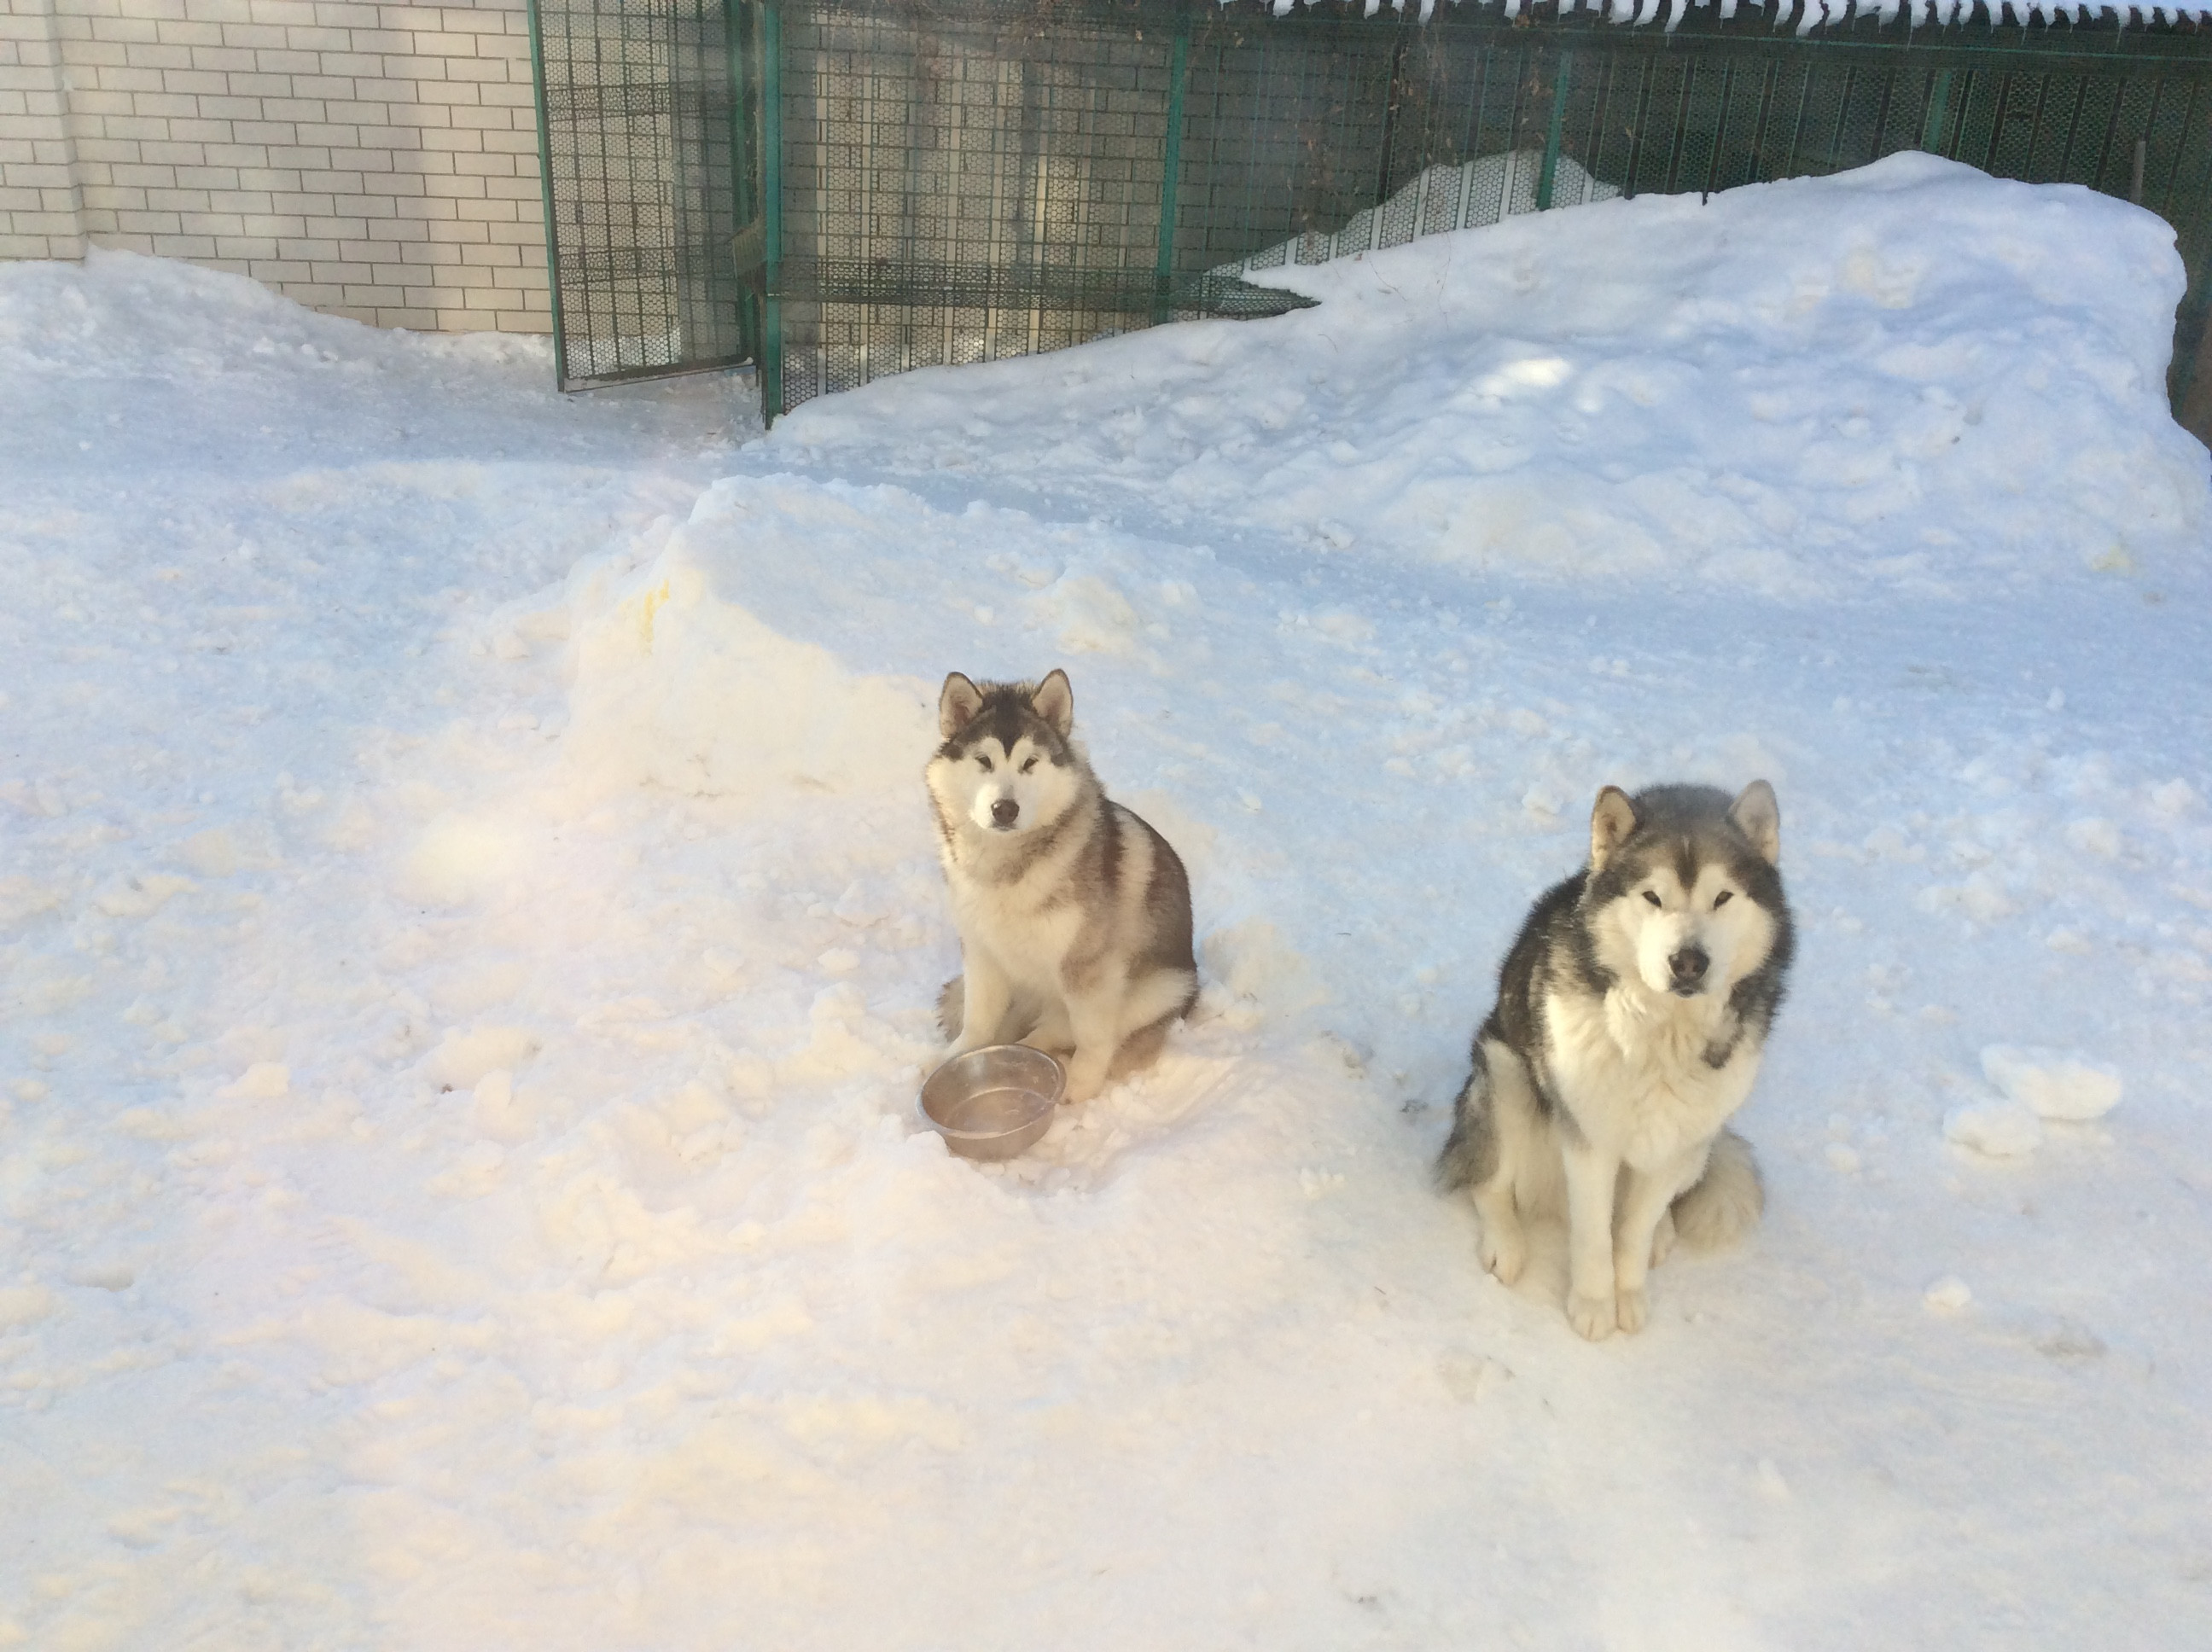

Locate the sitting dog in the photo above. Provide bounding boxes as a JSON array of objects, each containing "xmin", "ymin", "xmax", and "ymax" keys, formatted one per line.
[
  {"xmin": 1437, "ymin": 782, "xmax": 1794, "ymax": 1340},
  {"xmin": 927, "ymin": 669, "xmax": 1198, "ymax": 1102}
]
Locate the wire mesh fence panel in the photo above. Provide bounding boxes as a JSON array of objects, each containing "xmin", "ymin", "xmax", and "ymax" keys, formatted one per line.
[
  {"xmin": 1869, "ymin": 64, "xmax": 1923, "ymax": 160},
  {"xmin": 772, "ymin": 1, "xmax": 1183, "ymax": 401},
  {"xmin": 2146, "ymin": 76, "xmax": 2205, "ymax": 220},
  {"xmin": 1665, "ymin": 58, "xmax": 1721, "ymax": 195},
  {"xmin": 1993, "ymin": 73, "xmax": 2055, "ymax": 180},
  {"xmin": 1175, "ymin": 12, "xmax": 1402, "ymax": 270},
  {"xmin": 1383, "ymin": 37, "xmax": 1557, "ymax": 244},
  {"xmin": 1952, "ymin": 67, "xmax": 2006, "ymax": 176},
  {"xmin": 1826, "ymin": 66, "xmax": 1878, "ymax": 171},
  {"xmin": 1642, "ymin": 58, "xmax": 1698, "ymax": 195},
  {"xmin": 531, "ymin": 0, "xmax": 752, "ymax": 388},
  {"xmin": 2097, "ymin": 74, "xmax": 2144, "ymax": 195},
  {"xmin": 2033, "ymin": 76, "xmax": 2093, "ymax": 182},
  {"xmin": 531, "ymin": 2, "xmax": 2212, "ymax": 426},
  {"xmin": 1720, "ymin": 59, "xmax": 1767, "ymax": 190}
]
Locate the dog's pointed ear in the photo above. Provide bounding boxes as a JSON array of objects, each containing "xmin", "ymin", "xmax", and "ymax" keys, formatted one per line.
[
  {"xmin": 938, "ymin": 672, "xmax": 984, "ymax": 740},
  {"xmin": 1590, "ymin": 786, "xmax": 1639, "ymax": 871},
  {"xmin": 1730, "ymin": 780, "xmax": 1780, "ymax": 865},
  {"xmin": 1031, "ymin": 668, "xmax": 1074, "ymax": 737}
]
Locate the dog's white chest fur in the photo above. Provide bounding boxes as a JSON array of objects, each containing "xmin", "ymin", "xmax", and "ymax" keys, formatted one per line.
[
  {"xmin": 1543, "ymin": 982, "xmax": 1759, "ymax": 1169},
  {"xmin": 941, "ymin": 841, "xmax": 1086, "ymax": 980}
]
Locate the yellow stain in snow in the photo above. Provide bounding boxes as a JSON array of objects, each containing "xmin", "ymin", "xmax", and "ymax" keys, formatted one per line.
[{"xmin": 637, "ymin": 577, "xmax": 672, "ymax": 648}]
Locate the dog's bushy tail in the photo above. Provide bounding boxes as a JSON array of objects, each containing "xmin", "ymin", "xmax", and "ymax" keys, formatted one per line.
[
  {"xmin": 1670, "ymin": 1128, "xmax": 1764, "ymax": 1250},
  {"xmin": 1433, "ymin": 1056, "xmax": 1493, "ymax": 1194}
]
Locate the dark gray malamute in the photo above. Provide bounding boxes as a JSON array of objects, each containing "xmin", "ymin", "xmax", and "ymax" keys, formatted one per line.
[
  {"xmin": 926, "ymin": 670, "xmax": 1198, "ymax": 1103},
  {"xmin": 1438, "ymin": 782, "xmax": 1794, "ymax": 1340}
]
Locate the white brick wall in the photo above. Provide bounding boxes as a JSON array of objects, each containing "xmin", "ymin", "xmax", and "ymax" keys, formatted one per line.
[
  {"xmin": 2, "ymin": 0, "xmax": 86, "ymax": 259},
  {"xmin": 2, "ymin": 0, "xmax": 551, "ymax": 333}
]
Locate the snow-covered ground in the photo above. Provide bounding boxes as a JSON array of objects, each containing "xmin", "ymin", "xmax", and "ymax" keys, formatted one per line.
[{"xmin": 5, "ymin": 154, "xmax": 2212, "ymax": 1649}]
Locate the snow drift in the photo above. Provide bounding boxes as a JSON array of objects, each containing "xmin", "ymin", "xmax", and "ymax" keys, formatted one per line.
[
  {"xmin": 558, "ymin": 524, "xmax": 935, "ymax": 802},
  {"xmin": 781, "ymin": 154, "xmax": 2209, "ymax": 596}
]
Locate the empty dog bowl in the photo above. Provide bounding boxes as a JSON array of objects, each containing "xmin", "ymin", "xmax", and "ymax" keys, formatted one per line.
[{"xmin": 918, "ymin": 1044, "xmax": 1065, "ymax": 1161}]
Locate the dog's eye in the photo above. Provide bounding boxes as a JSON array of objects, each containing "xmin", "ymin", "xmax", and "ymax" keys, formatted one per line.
[
  {"xmin": 1642, "ymin": 891, "xmax": 1662, "ymax": 908},
  {"xmin": 976, "ymin": 754, "xmax": 993, "ymax": 772},
  {"xmin": 1020, "ymin": 756, "xmax": 1038, "ymax": 774},
  {"xmin": 1714, "ymin": 891, "xmax": 1734, "ymax": 909}
]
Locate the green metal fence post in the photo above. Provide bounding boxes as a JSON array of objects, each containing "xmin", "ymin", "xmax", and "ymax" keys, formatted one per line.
[
  {"xmin": 760, "ymin": 0, "xmax": 785, "ymax": 424},
  {"xmin": 1537, "ymin": 49, "xmax": 1574, "ymax": 211},
  {"xmin": 524, "ymin": 0, "xmax": 569, "ymax": 388},
  {"xmin": 1154, "ymin": 7, "xmax": 1193, "ymax": 326},
  {"xmin": 1922, "ymin": 67, "xmax": 1954, "ymax": 154},
  {"xmin": 726, "ymin": 0, "xmax": 756, "ymax": 371}
]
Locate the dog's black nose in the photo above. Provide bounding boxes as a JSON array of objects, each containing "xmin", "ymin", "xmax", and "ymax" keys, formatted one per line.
[
  {"xmin": 1668, "ymin": 945, "xmax": 1708, "ymax": 987},
  {"xmin": 990, "ymin": 798, "xmax": 1019, "ymax": 829}
]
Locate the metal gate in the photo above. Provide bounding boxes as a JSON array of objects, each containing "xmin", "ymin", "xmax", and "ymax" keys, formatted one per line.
[
  {"xmin": 527, "ymin": 0, "xmax": 764, "ymax": 388},
  {"xmin": 529, "ymin": 1, "xmax": 2212, "ymax": 433}
]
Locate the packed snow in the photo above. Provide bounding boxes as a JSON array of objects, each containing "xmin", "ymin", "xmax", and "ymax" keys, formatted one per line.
[{"xmin": 5, "ymin": 154, "xmax": 2212, "ymax": 1648}]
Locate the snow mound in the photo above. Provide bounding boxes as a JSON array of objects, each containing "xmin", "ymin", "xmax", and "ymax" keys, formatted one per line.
[
  {"xmin": 0, "ymin": 246, "xmax": 546, "ymax": 381},
  {"xmin": 1941, "ymin": 1046, "xmax": 2119, "ymax": 1162},
  {"xmin": 1979, "ymin": 1044, "xmax": 2123, "ymax": 1120},
  {"xmin": 1943, "ymin": 1094, "xmax": 2045, "ymax": 1158},
  {"xmin": 777, "ymin": 154, "xmax": 2209, "ymax": 596},
  {"xmin": 1924, "ymin": 1275, "xmax": 1975, "ymax": 1314},
  {"xmin": 561, "ymin": 526, "xmax": 934, "ymax": 801}
]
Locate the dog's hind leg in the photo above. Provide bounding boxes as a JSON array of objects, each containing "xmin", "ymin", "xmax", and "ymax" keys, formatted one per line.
[
  {"xmin": 1104, "ymin": 966, "xmax": 1200, "ymax": 1082},
  {"xmin": 1062, "ymin": 996, "xmax": 1120, "ymax": 1104},
  {"xmin": 1107, "ymin": 1013, "xmax": 1174, "ymax": 1082},
  {"xmin": 1669, "ymin": 1128, "xmax": 1764, "ymax": 1250},
  {"xmin": 1439, "ymin": 1039, "xmax": 1532, "ymax": 1286},
  {"xmin": 1471, "ymin": 1174, "xmax": 1526, "ymax": 1287}
]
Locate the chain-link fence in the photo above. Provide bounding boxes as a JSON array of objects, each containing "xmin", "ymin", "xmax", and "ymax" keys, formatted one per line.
[{"xmin": 529, "ymin": 1, "xmax": 2212, "ymax": 432}]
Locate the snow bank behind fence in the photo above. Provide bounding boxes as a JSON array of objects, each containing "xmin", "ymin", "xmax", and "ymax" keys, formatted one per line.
[{"xmin": 778, "ymin": 154, "xmax": 2209, "ymax": 598}]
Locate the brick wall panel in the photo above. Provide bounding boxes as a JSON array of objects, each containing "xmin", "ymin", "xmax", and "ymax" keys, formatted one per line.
[{"xmin": 9, "ymin": 0, "xmax": 556, "ymax": 331}]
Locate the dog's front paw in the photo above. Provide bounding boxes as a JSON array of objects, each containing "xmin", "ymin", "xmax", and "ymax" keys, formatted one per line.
[
  {"xmin": 1567, "ymin": 1292, "xmax": 1617, "ymax": 1341},
  {"xmin": 1477, "ymin": 1223, "xmax": 1526, "ymax": 1286},
  {"xmin": 1062, "ymin": 1058, "xmax": 1107, "ymax": 1105},
  {"xmin": 1615, "ymin": 1286, "xmax": 1650, "ymax": 1335}
]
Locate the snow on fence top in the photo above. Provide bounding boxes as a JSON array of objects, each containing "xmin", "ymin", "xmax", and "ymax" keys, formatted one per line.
[{"xmin": 1270, "ymin": 0, "xmax": 2212, "ymax": 32}]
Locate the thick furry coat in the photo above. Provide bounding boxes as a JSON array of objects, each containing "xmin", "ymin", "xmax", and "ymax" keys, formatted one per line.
[
  {"xmin": 927, "ymin": 669, "xmax": 1197, "ymax": 1103},
  {"xmin": 1437, "ymin": 782, "xmax": 1794, "ymax": 1340}
]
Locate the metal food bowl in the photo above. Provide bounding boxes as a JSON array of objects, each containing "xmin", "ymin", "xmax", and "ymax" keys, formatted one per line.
[{"xmin": 918, "ymin": 1044, "xmax": 1065, "ymax": 1161}]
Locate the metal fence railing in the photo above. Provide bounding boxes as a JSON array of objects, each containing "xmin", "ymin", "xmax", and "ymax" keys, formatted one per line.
[{"xmin": 529, "ymin": 2, "xmax": 2212, "ymax": 433}]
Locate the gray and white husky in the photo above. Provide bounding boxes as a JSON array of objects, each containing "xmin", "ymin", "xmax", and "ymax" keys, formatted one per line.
[
  {"xmin": 1437, "ymin": 782, "xmax": 1794, "ymax": 1340},
  {"xmin": 927, "ymin": 669, "xmax": 1198, "ymax": 1102}
]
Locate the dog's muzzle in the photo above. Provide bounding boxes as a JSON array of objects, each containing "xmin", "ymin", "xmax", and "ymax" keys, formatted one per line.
[
  {"xmin": 1668, "ymin": 945, "xmax": 1708, "ymax": 996},
  {"xmin": 989, "ymin": 798, "xmax": 1020, "ymax": 830}
]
